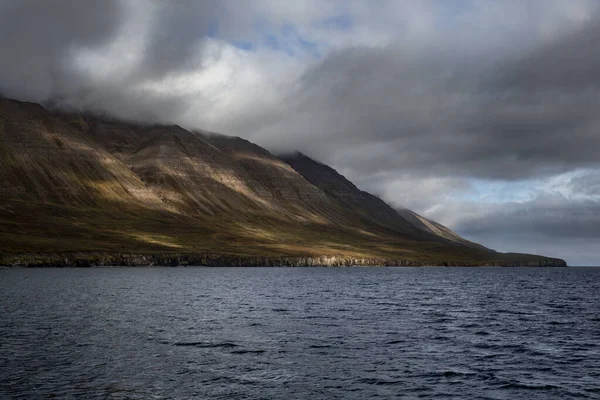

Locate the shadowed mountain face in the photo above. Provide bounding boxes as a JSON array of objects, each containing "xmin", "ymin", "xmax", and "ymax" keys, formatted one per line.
[
  {"xmin": 280, "ymin": 152, "xmax": 486, "ymax": 249},
  {"xmin": 0, "ymin": 98, "xmax": 565, "ymax": 266}
]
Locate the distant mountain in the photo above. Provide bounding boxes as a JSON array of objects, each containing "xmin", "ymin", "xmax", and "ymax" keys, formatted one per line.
[{"xmin": 0, "ymin": 98, "xmax": 565, "ymax": 266}]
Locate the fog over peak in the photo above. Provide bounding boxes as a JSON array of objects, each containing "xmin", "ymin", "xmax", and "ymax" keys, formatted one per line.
[{"xmin": 1, "ymin": 0, "xmax": 600, "ymax": 264}]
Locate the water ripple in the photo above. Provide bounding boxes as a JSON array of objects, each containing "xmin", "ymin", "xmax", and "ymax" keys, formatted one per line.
[{"xmin": 1, "ymin": 266, "xmax": 599, "ymax": 399}]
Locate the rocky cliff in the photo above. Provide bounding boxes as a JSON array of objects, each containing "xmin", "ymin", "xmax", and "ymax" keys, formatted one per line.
[{"xmin": 0, "ymin": 98, "xmax": 566, "ymax": 267}]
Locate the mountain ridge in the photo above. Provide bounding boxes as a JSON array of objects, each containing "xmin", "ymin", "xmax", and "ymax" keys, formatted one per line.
[{"xmin": 0, "ymin": 98, "xmax": 566, "ymax": 267}]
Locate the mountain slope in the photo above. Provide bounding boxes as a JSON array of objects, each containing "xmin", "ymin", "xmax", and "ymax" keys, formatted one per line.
[
  {"xmin": 0, "ymin": 98, "xmax": 566, "ymax": 266},
  {"xmin": 395, "ymin": 207, "xmax": 483, "ymax": 248},
  {"xmin": 279, "ymin": 152, "xmax": 486, "ymax": 249}
]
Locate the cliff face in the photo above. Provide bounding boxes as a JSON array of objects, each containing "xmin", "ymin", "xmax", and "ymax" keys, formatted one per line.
[{"xmin": 0, "ymin": 98, "xmax": 566, "ymax": 266}]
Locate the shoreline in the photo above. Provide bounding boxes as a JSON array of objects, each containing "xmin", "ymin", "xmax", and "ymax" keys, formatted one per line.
[{"xmin": 0, "ymin": 252, "xmax": 568, "ymax": 268}]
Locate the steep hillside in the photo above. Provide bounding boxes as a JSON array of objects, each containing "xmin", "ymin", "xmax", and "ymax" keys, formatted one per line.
[
  {"xmin": 395, "ymin": 208, "xmax": 485, "ymax": 248},
  {"xmin": 0, "ymin": 98, "xmax": 566, "ymax": 266}
]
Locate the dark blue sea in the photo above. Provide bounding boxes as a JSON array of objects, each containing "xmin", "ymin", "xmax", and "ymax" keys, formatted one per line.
[{"xmin": 1, "ymin": 267, "xmax": 599, "ymax": 399}]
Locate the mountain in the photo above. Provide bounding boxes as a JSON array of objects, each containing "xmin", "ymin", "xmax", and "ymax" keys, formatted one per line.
[
  {"xmin": 280, "ymin": 152, "xmax": 486, "ymax": 249},
  {"xmin": 0, "ymin": 98, "xmax": 565, "ymax": 266}
]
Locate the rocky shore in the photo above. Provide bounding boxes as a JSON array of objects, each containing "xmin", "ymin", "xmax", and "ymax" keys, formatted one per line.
[{"xmin": 0, "ymin": 252, "xmax": 568, "ymax": 268}]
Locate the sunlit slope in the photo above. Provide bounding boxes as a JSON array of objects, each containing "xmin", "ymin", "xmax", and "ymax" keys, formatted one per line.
[{"xmin": 0, "ymin": 98, "xmax": 565, "ymax": 266}]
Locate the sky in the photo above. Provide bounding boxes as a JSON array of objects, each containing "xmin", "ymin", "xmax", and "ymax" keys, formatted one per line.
[{"xmin": 1, "ymin": 0, "xmax": 599, "ymax": 265}]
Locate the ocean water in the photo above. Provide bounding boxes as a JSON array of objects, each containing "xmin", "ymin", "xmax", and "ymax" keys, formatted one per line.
[{"xmin": 0, "ymin": 267, "xmax": 599, "ymax": 399}]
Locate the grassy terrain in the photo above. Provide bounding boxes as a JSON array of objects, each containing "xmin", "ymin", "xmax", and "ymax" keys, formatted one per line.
[
  {"xmin": 0, "ymin": 98, "xmax": 566, "ymax": 267},
  {"xmin": 0, "ymin": 199, "xmax": 566, "ymax": 266}
]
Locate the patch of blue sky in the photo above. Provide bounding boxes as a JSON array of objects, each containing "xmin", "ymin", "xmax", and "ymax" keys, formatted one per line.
[
  {"xmin": 314, "ymin": 14, "xmax": 353, "ymax": 31},
  {"xmin": 261, "ymin": 24, "xmax": 321, "ymax": 57},
  {"xmin": 206, "ymin": 21, "xmax": 220, "ymax": 38},
  {"xmin": 231, "ymin": 40, "xmax": 255, "ymax": 51},
  {"xmin": 459, "ymin": 178, "xmax": 540, "ymax": 204},
  {"xmin": 225, "ymin": 21, "xmax": 321, "ymax": 57},
  {"xmin": 224, "ymin": 12, "xmax": 356, "ymax": 57},
  {"xmin": 459, "ymin": 168, "xmax": 600, "ymax": 204}
]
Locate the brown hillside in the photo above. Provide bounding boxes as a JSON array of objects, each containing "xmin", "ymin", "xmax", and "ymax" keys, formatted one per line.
[{"xmin": 0, "ymin": 98, "xmax": 566, "ymax": 267}]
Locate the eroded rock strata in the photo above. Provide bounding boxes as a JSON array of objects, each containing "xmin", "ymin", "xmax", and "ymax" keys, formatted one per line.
[{"xmin": 0, "ymin": 98, "xmax": 566, "ymax": 267}]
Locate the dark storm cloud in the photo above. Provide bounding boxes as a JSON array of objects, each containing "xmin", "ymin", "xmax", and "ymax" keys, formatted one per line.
[
  {"xmin": 255, "ymin": 14, "xmax": 600, "ymax": 182},
  {"xmin": 492, "ymin": 20, "xmax": 600, "ymax": 92},
  {"xmin": 0, "ymin": 0, "xmax": 121, "ymax": 102},
  {"xmin": 0, "ymin": 0, "xmax": 221, "ymax": 121},
  {"xmin": 132, "ymin": 0, "xmax": 221, "ymax": 81},
  {"xmin": 460, "ymin": 18, "xmax": 600, "ymax": 179}
]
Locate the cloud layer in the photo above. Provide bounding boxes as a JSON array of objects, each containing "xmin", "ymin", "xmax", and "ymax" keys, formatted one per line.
[{"xmin": 1, "ymin": 0, "xmax": 599, "ymax": 264}]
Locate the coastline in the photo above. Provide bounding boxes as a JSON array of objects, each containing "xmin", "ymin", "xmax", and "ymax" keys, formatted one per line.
[{"xmin": 0, "ymin": 252, "xmax": 568, "ymax": 268}]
